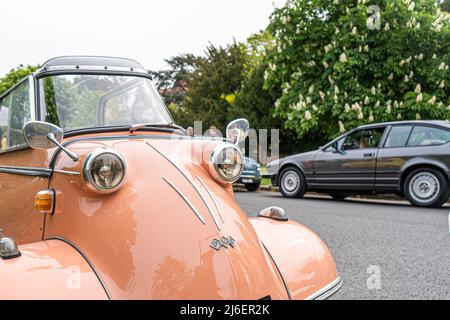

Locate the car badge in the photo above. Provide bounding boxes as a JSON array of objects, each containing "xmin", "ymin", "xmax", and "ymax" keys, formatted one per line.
[{"xmin": 210, "ymin": 236, "xmax": 236, "ymax": 251}]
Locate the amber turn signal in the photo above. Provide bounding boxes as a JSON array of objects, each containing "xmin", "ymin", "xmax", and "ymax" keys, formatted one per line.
[{"xmin": 34, "ymin": 190, "xmax": 55, "ymax": 214}]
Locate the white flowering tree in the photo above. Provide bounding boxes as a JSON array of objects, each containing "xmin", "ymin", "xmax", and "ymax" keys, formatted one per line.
[{"xmin": 265, "ymin": 0, "xmax": 450, "ymax": 140}]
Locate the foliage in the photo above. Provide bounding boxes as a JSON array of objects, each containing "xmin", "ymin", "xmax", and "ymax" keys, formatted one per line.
[
  {"xmin": 265, "ymin": 0, "xmax": 450, "ymax": 141},
  {"xmin": 182, "ymin": 42, "xmax": 249, "ymax": 130},
  {"xmin": 148, "ymin": 54, "xmax": 199, "ymax": 108},
  {"xmin": 0, "ymin": 65, "xmax": 38, "ymax": 96}
]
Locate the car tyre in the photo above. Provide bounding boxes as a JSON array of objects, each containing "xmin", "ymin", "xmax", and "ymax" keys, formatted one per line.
[
  {"xmin": 404, "ymin": 168, "xmax": 450, "ymax": 208},
  {"xmin": 279, "ymin": 167, "xmax": 306, "ymax": 198},
  {"xmin": 245, "ymin": 182, "xmax": 260, "ymax": 192}
]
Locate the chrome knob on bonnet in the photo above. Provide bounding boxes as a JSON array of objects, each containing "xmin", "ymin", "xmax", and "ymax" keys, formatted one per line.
[
  {"xmin": 258, "ymin": 206, "xmax": 288, "ymax": 221},
  {"xmin": 0, "ymin": 229, "xmax": 21, "ymax": 260}
]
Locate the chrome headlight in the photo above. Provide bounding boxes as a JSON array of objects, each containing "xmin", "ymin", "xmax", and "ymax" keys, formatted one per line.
[
  {"xmin": 83, "ymin": 148, "xmax": 126, "ymax": 194},
  {"xmin": 209, "ymin": 144, "xmax": 244, "ymax": 184}
]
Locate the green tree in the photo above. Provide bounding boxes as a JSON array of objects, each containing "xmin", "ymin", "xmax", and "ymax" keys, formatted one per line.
[
  {"xmin": 265, "ymin": 0, "xmax": 450, "ymax": 141},
  {"xmin": 0, "ymin": 65, "xmax": 38, "ymax": 95},
  {"xmin": 184, "ymin": 42, "xmax": 248, "ymax": 130}
]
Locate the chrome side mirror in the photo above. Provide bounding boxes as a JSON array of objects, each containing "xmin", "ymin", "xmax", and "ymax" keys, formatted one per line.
[
  {"xmin": 226, "ymin": 118, "xmax": 249, "ymax": 145},
  {"xmin": 22, "ymin": 121, "xmax": 79, "ymax": 161}
]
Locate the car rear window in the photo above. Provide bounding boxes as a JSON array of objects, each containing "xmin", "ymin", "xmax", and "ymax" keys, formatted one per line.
[
  {"xmin": 384, "ymin": 126, "xmax": 412, "ymax": 148},
  {"xmin": 407, "ymin": 126, "xmax": 450, "ymax": 147}
]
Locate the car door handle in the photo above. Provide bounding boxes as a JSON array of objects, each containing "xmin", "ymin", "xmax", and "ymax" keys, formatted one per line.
[{"xmin": 364, "ymin": 152, "xmax": 375, "ymax": 158}]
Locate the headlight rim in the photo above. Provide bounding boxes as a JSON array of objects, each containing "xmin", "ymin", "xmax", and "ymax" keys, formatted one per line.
[
  {"xmin": 209, "ymin": 143, "xmax": 244, "ymax": 184},
  {"xmin": 82, "ymin": 148, "xmax": 126, "ymax": 194}
]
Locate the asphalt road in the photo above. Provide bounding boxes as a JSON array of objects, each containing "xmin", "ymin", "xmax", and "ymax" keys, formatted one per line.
[{"xmin": 235, "ymin": 191, "xmax": 450, "ymax": 300}]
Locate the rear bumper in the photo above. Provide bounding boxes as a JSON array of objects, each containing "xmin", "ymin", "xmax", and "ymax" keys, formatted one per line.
[{"xmin": 237, "ymin": 175, "xmax": 261, "ymax": 184}]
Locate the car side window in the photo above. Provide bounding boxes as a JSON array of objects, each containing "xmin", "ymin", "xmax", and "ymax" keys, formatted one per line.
[
  {"xmin": 343, "ymin": 128, "xmax": 385, "ymax": 150},
  {"xmin": 0, "ymin": 80, "xmax": 31, "ymax": 152},
  {"xmin": 384, "ymin": 125, "xmax": 412, "ymax": 148},
  {"xmin": 407, "ymin": 126, "xmax": 450, "ymax": 147}
]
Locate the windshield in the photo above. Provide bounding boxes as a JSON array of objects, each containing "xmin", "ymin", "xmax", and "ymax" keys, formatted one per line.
[{"xmin": 38, "ymin": 74, "xmax": 173, "ymax": 130}]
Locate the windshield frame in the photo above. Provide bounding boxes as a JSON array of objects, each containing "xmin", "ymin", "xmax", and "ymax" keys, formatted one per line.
[{"xmin": 35, "ymin": 70, "xmax": 176, "ymax": 135}]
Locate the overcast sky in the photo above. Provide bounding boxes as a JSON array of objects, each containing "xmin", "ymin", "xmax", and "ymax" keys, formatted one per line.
[{"xmin": 0, "ymin": 0, "xmax": 287, "ymax": 76}]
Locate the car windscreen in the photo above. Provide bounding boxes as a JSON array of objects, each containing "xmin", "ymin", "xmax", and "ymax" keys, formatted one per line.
[{"xmin": 38, "ymin": 74, "xmax": 173, "ymax": 131}]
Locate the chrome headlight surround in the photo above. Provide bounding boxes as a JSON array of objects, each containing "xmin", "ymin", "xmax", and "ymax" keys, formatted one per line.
[
  {"xmin": 83, "ymin": 148, "xmax": 126, "ymax": 194},
  {"xmin": 209, "ymin": 143, "xmax": 244, "ymax": 184}
]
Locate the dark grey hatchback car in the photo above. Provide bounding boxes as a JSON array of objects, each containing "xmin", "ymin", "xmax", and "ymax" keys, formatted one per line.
[{"xmin": 267, "ymin": 121, "xmax": 450, "ymax": 208}]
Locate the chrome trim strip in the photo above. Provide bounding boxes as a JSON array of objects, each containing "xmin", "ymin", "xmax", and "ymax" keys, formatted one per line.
[
  {"xmin": 45, "ymin": 236, "xmax": 112, "ymax": 300},
  {"xmin": 261, "ymin": 241, "xmax": 292, "ymax": 300},
  {"xmin": 163, "ymin": 177, "xmax": 206, "ymax": 225},
  {"xmin": 53, "ymin": 169, "xmax": 81, "ymax": 176},
  {"xmin": 196, "ymin": 176, "xmax": 225, "ymax": 223},
  {"xmin": 305, "ymin": 276, "xmax": 343, "ymax": 300},
  {"xmin": 0, "ymin": 165, "xmax": 51, "ymax": 177},
  {"xmin": 147, "ymin": 142, "xmax": 221, "ymax": 231}
]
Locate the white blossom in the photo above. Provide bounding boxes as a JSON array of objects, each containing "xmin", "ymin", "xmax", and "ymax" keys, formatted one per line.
[
  {"xmin": 319, "ymin": 91, "xmax": 325, "ymax": 101},
  {"xmin": 345, "ymin": 103, "xmax": 351, "ymax": 113},
  {"xmin": 414, "ymin": 84, "xmax": 421, "ymax": 94},
  {"xmin": 405, "ymin": 56, "xmax": 412, "ymax": 64},
  {"xmin": 339, "ymin": 53, "xmax": 348, "ymax": 63},
  {"xmin": 368, "ymin": 112, "xmax": 374, "ymax": 122},
  {"xmin": 339, "ymin": 121, "xmax": 346, "ymax": 133},
  {"xmin": 394, "ymin": 100, "xmax": 399, "ymax": 108},
  {"xmin": 408, "ymin": 2, "xmax": 415, "ymax": 11},
  {"xmin": 416, "ymin": 93, "xmax": 423, "ymax": 103},
  {"xmin": 416, "ymin": 113, "xmax": 421, "ymax": 120},
  {"xmin": 306, "ymin": 96, "xmax": 312, "ymax": 104},
  {"xmin": 352, "ymin": 27, "xmax": 357, "ymax": 35},
  {"xmin": 323, "ymin": 61, "xmax": 329, "ymax": 68},
  {"xmin": 334, "ymin": 85, "xmax": 340, "ymax": 95},
  {"xmin": 427, "ymin": 96, "xmax": 436, "ymax": 105},
  {"xmin": 432, "ymin": 54, "xmax": 437, "ymax": 59},
  {"xmin": 334, "ymin": 95, "xmax": 339, "ymax": 104},
  {"xmin": 328, "ymin": 76, "xmax": 335, "ymax": 85},
  {"xmin": 335, "ymin": 27, "xmax": 340, "ymax": 34},
  {"xmin": 308, "ymin": 85, "xmax": 315, "ymax": 94},
  {"xmin": 375, "ymin": 100, "xmax": 380, "ymax": 108},
  {"xmin": 417, "ymin": 53, "xmax": 424, "ymax": 61},
  {"xmin": 305, "ymin": 110, "xmax": 312, "ymax": 120},
  {"xmin": 388, "ymin": 73, "xmax": 394, "ymax": 80},
  {"xmin": 274, "ymin": 100, "xmax": 281, "ymax": 109},
  {"xmin": 364, "ymin": 96, "xmax": 370, "ymax": 105},
  {"xmin": 439, "ymin": 80, "xmax": 445, "ymax": 88},
  {"xmin": 363, "ymin": 45, "xmax": 369, "ymax": 53},
  {"xmin": 399, "ymin": 60, "xmax": 405, "ymax": 67},
  {"xmin": 404, "ymin": 75, "xmax": 409, "ymax": 83},
  {"xmin": 387, "ymin": 105, "xmax": 392, "ymax": 114},
  {"xmin": 397, "ymin": 113, "xmax": 402, "ymax": 120},
  {"xmin": 438, "ymin": 62, "xmax": 446, "ymax": 70},
  {"xmin": 358, "ymin": 112, "xmax": 364, "ymax": 120},
  {"xmin": 371, "ymin": 87, "xmax": 376, "ymax": 95},
  {"xmin": 312, "ymin": 104, "xmax": 318, "ymax": 112},
  {"xmin": 384, "ymin": 23, "xmax": 390, "ymax": 31}
]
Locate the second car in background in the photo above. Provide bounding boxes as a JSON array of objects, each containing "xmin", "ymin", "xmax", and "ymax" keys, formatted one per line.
[
  {"xmin": 267, "ymin": 121, "xmax": 450, "ymax": 208},
  {"xmin": 236, "ymin": 157, "xmax": 261, "ymax": 191}
]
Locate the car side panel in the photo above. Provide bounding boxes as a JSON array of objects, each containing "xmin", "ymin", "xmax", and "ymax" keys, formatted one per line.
[
  {"xmin": 249, "ymin": 218, "xmax": 340, "ymax": 300},
  {"xmin": 376, "ymin": 143, "xmax": 450, "ymax": 191},
  {"xmin": 0, "ymin": 239, "xmax": 108, "ymax": 299}
]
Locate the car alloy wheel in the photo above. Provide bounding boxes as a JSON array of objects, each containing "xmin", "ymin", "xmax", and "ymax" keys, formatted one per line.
[
  {"xmin": 404, "ymin": 168, "xmax": 450, "ymax": 208},
  {"xmin": 408, "ymin": 172, "xmax": 440, "ymax": 204},
  {"xmin": 279, "ymin": 167, "xmax": 306, "ymax": 198}
]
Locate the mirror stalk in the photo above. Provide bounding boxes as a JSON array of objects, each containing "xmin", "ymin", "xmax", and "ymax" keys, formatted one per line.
[{"xmin": 47, "ymin": 133, "xmax": 79, "ymax": 161}]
